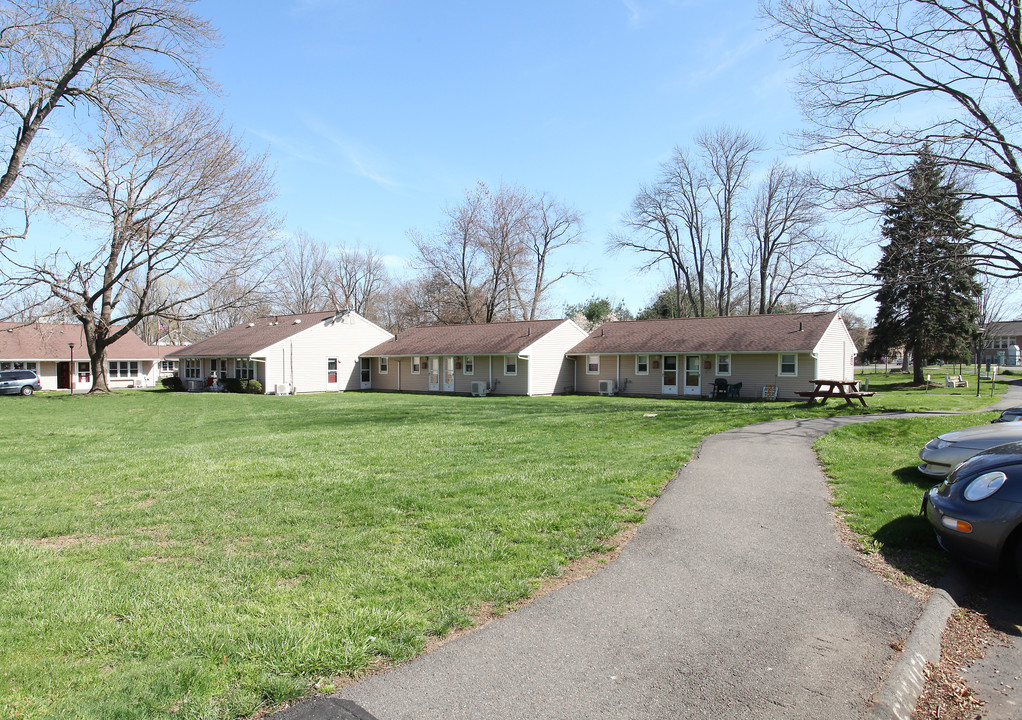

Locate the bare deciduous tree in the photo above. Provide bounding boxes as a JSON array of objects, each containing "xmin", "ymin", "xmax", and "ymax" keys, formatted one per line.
[
  {"xmin": 411, "ymin": 183, "xmax": 584, "ymax": 324},
  {"xmin": 746, "ymin": 162, "xmax": 822, "ymax": 314},
  {"xmin": 327, "ymin": 242, "xmax": 388, "ymax": 317},
  {"xmin": 11, "ymin": 104, "xmax": 277, "ymax": 392},
  {"xmin": 762, "ymin": 0, "xmax": 1022, "ymax": 275},
  {"xmin": 698, "ymin": 126, "xmax": 761, "ymax": 315},
  {"xmin": 512, "ymin": 193, "xmax": 585, "ymax": 320},
  {"xmin": 271, "ymin": 230, "xmax": 329, "ymax": 314},
  {"xmin": 0, "ymin": 0, "xmax": 216, "ymax": 212},
  {"xmin": 611, "ymin": 180, "xmax": 691, "ymax": 317}
]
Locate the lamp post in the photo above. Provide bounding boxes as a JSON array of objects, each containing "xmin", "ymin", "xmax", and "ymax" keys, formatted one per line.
[
  {"xmin": 68, "ymin": 343, "xmax": 74, "ymax": 395},
  {"xmin": 976, "ymin": 329, "xmax": 984, "ymax": 398}
]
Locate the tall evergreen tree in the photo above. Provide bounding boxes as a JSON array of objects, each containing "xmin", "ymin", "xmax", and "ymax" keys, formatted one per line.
[{"xmin": 865, "ymin": 149, "xmax": 981, "ymax": 384}]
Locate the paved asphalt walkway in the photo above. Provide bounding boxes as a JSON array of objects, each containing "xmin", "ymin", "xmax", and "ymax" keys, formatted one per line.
[
  {"xmin": 276, "ymin": 387, "xmax": 1022, "ymax": 720},
  {"xmin": 284, "ymin": 414, "xmax": 924, "ymax": 720}
]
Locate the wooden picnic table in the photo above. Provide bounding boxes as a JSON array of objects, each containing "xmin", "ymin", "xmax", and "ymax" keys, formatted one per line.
[{"xmin": 794, "ymin": 379, "xmax": 876, "ymax": 407}]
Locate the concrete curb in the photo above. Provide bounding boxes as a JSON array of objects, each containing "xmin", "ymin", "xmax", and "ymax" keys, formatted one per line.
[{"xmin": 867, "ymin": 567, "xmax": 968, "ymax": 720}]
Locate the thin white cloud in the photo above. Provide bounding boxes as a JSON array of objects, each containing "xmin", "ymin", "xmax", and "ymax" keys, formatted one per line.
[
  {"xmin": 622, "ymin": 0, "xmax": 641, "ymax": 28},
  {"xmin": 303, "ymin": 115, "xmax": 398, "ymax": 188},
  {"xmin": 687, "ymin": 33, "xmax": 764, "ymax": 85}
]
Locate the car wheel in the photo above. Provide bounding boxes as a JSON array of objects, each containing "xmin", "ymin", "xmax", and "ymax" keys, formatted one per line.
[{"xmin": 19, "ymin": 385, "xmax": 32, "ymax": 396}]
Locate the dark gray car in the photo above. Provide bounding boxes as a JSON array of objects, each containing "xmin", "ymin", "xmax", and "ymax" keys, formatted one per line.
[
  {"xmin": 923, "ymin": 442, "xmax": 1022, "ymax": 577},
  {"xmin": 0, "ymin": 369, "xmax": 43, "ymax": 395}
]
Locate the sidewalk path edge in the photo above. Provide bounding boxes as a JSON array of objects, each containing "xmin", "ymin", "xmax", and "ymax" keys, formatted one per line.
[{"xmin": 867, "ymin": 566, "xmax": 968, "ymax": 720}]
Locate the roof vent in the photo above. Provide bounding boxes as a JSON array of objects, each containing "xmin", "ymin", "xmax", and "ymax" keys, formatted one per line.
[
  {"xmin": 799, "ymin": 322, "xmax": 804, "ymax": 332},
  {"xmin": 247, "ymin": 322, "xmax": 255, "ymax": 328},
  {"xmin": 293, "ymin": 319, "xmax": 301, "ymax": 325}
]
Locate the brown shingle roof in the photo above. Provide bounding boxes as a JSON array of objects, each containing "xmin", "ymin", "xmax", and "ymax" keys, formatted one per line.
[
  {"xmin": 984, "ymin": 320, "xmax": 1022, "ymax": 342},
  {"xmin": 0, "ymin": 322, "xmax": 168, "ymax": 360},
  {"xmin": 363, "ymin": 319, "xmax": 570, "ymax": 357},
  {"xmin": 166, "ymin": 312, "xmax": 338, "ymax": 358},
  {"xmin": 567, "ymin": 311, "xmax": 840, "ymax": 355}
]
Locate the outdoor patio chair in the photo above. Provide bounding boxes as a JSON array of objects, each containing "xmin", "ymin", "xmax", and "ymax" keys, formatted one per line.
[
  {"xmin": 713, "ymin": 377, "xmax": 729, "ymax": 399},
  {"xmin": 728, "ymin": 382, "xmax": 742, "ymax": 399}
]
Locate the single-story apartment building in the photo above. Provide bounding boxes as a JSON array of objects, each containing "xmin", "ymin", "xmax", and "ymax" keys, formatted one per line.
[
  {"xmin": 360, "ymin": 318, "xmax": 588, "ymax": 396},
  {"xmin": 0, "ymin": 321, "xmax": 180, "ymax": 391},
  {"xmin": 166, "ymin": 310, "xmax": 393, "ymax": 393},
  {"xmin": 567, "ymin": 311, "xmax": 857, "ymax": 400}
]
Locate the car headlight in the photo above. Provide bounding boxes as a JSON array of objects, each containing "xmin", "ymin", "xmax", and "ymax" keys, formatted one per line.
[
  {"xmin": 963, "ymin": 471, "xmax": 1007, "ymax": 501},
  {"xmin": 927, "ymin": 438, "xmax": 952, "ymax": 450}
]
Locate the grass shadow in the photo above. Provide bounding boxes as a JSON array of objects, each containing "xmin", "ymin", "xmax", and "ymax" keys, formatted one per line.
[{"xmin": 892, "ymin": 465, "xmax": 937, "ymax": 492}]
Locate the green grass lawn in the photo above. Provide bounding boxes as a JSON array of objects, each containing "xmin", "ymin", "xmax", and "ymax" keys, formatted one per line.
[
  {"xmin": 0, "ymin": 390, "xmax": 834, "ymax": 720},
  {"xmin": 815, "ymin": 411, "xmax": 1003, "ymax": 579},
  {"xmin": 852, "ymin": 367, "xmax": 1012, "ymax": 411},
  {"xmin": 0, "ymin": 382, "xmax": 1006, "ymax": 719}
]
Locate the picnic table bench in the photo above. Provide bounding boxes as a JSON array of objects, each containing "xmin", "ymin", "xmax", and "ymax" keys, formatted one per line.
[
  {"xmin": 795, "ymin": 379, "xmax": 876, "ymax": 407},
  {"xmin": 945, "ymin": 375, "xmax": 969, "ymax": 388}
]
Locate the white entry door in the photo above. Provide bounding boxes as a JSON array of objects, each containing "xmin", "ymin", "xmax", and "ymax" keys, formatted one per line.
[
  {"xmin": 684, "ymin": 355, "xmax": 701, "ymax": 396},
  {"xmin": 327, "ymin": 358, "xmax": 339, "ymax": 391},
  {"xmin": 359, "ymin": 358, "xmax": 371, "ymax": 390},
  {"xmin": 443, "ymin": 357, "xmax": 455, "ymax": 392},
  {"xmin": 428, "ymin": 357, "xmax": 440, "ymax": 391},
  {"xmin": 662, "ymin": 355, "xmax": 678, "ymax": 395}
]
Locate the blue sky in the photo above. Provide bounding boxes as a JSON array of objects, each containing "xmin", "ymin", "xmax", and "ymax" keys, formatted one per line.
[{"xmin": 197, "ymin": 0, "xmax": 809, "ymax": 315}]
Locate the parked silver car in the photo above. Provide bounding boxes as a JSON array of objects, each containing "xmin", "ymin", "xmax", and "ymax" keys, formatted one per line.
[
  {"xmin": 919, "ymin": 422, "xmax": 1022, "ymax": 478},
  {"xmin": 0, "ymin": 369, "xmax": 42, "ymax": 395}
]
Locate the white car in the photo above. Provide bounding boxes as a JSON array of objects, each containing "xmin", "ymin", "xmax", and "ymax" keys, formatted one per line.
[{"xmin": 919, "ymin": 423, "xmax": 1022, "ymax": 478}]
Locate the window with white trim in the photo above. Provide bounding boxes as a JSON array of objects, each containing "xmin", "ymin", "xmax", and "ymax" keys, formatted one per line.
[
  {"xmin": 411, "ymin": 356, "xmax": 421, "ymax": 374},
  {"xmin": 108, "ymin": 361, "xmax": 139, "ymax": 378},
  {"xmin": 505, "ymin": 355, "xmax": 517, "ymax": 376},
  {"xmin": 463, "ymin": 356, "xmax": 474, "ymax": 375},
  {"xmin": 236, "ymin": 358, "xmax": 254, "ymax": 379},
  {"xmin": 184, "ymin": 359, "xmax": 201, "ymax": 379},
  {"xmin": 586, "ymin": 355, "xmax": 600, "ymax": 374},
  {"xmin": 635, "ymin": 354, "xmax": 649, "ymax": 375},
  {"xmin": 160, "ymin": 360, "xmax": 176, "ymax": 372},
  {"xmin": 716, "ymin": 354, "xmax": 731, "ymax": 376},
  {"xmin": 778, "ymin": 353, "xmax": 798, "ymax": 376},
  {"xmin": 379, "ymin": 357, "xmax": 389, "ymax": 374}
]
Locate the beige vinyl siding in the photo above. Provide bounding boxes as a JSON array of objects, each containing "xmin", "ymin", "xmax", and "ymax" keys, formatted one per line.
[
  {"xmin": 574, "ymin": 354, "xmax": 694, "ymax": 396},
  {"xmin": 722, "ymin": 353, "xmax": 816, "ymax": 399},
  {"xmin": 520, "ymin": 320, "xmax": 588, "ymax": 395},
  {"xmin": 574, "ymin": 354, "xmax": 618, "ymax": 394},
  {"xmin": 625, "ymin": 355, "xmax": 667, "ymax": 395},
  {"xmin": 488, "ymin": 355, "xmax": 528, "ymax": 395},
  {"xmin": 813, "ymin": 315, "xmax": 857, "ymax": 381},
  {"xmin": 571, "ymin": 352, "xmax": 816, "ymax": 399},
  {"xmin": 372, "ymin": 357, "xmax": 402, "ymax": 391}
]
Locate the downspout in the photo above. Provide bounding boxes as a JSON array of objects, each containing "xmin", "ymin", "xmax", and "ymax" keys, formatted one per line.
[{"xmin": 616, "ymin": 355, "xmax": 621, "ymax": 390}]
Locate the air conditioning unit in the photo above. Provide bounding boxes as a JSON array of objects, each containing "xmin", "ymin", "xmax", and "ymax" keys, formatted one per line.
[
  {"xmin": 275, "ymin": 383, "xmax": 292, "ymax": 396},
  {"xmin": 599, "ymin": 380, "xmax": 617, "ymax": 396},
  {"xmin": 187, "ymin": 380, "xmax": 203, "ymax": 392},
  {"xmin": 471, "ymin": 381, "xmax": 488, "ymax": 397}
]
